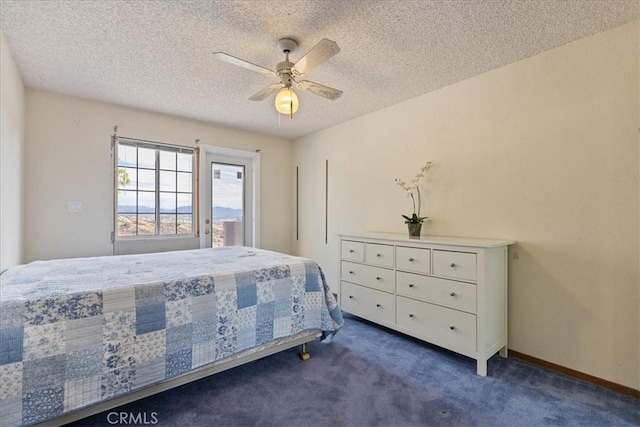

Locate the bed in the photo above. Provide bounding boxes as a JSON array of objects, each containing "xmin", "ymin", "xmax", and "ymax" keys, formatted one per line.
[{"xmin": 0, "ymin": 246, "xmax": 343, "ymax": 427}]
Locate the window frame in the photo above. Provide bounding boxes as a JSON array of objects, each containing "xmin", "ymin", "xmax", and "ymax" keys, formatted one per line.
[{"xmin": 113, "ymin": 136, "xmax": 197, "ymax": 240}]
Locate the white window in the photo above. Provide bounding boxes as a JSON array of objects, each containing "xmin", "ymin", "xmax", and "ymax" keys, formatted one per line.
[{"xmin": 115, "ymin": 138, "xmax": 195, "ymax": 238}]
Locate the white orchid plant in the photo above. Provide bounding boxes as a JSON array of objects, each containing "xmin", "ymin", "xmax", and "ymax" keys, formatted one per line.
[{"xmin": 394, "ymin": 162, "xmax": 433, "ymax": 224}]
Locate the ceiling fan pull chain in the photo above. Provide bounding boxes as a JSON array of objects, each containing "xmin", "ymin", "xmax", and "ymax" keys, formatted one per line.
[{"xmin": 290, "ymin": 88, "xmax": 294, "ymax": 120}]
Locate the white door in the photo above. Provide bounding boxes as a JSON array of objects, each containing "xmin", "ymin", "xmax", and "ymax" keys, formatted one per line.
[{"xmin": 202, "ymin": 152, "xmax": 255, "ymax": 247}]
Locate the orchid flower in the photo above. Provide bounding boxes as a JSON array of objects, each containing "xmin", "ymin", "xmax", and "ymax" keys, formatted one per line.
[{"xmin": 395, "ymin": 162, "xmax": 433, "ymax": 224}]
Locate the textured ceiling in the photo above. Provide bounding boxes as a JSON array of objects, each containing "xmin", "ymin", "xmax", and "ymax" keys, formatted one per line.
[{"xmin": 1, "ymin": 1, "xmax": 639, "ymax": 140}]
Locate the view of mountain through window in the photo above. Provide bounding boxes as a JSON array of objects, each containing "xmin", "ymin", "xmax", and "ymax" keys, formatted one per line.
[
  {"xmin": 211, "ymin": 162, "xmax": 244, "ymax": 247},
  {"xmin": 116, "ymin": 140, "xmax": 194, "ymax": 237}
]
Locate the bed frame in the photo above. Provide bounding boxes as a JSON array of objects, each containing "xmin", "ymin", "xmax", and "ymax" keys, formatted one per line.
[{"xmin": 36, "ymin": 333, "xmax": 317, "ymax": 427}]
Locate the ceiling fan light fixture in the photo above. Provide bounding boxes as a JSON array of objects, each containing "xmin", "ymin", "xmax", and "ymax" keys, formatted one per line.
[
  {"xmin": 214, "ymin": 37, "xmax": 341, "ymax": 119},
  {"xmin": 275, "ymin": 87, "xmax": 299, "ymax": 117}
]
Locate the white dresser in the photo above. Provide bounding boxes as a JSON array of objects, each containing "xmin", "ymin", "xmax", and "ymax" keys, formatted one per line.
[{"xmin": 339, "ymin": 232, "xmax": 514, "ymax": 376}]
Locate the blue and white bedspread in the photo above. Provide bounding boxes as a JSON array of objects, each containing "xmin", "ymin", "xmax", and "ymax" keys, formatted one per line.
[{"xmin": 0, "ymin": 247, "xmax": 343, "ymax": 426}]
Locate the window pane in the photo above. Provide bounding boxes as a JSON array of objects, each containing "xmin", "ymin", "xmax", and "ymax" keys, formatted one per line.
[
  {"xmin": 177, "ymin": 153, "xmax": 192, "ymax": 172},
  {"xmin": 160, "ymin": 214, "xmax": 177, "ymax": 234},
  {"xmin": 160, "ymin": 192, "xmax": 176, "ymax": 213},
  {"xmin": 117, "ymin": 191, "xmax": 137, "ymax": 213},
  {"xmin": 118, "ymin": 145, "xmax": 136, "ymax": 167},
  {"xmin": 160, "ymin": 151, "xmax": 176, "ymax": 171},
  {"xmin": 138, "ymin": 214, "xmax": 156, "ymax": 235},
  {"xmin": 138, "ymin": 147, "xmax": 155, "ymax": 169},
  {"xmin": 138, "ymin": 168, "xmax": 155, "ymax": 191},
  {"xmin": 177, "ymin": 193, "xmax": 192, "ymax": 213},
  {"xmin": 138, "ymin": 191, "xmax": 156, "ymax": 213},
  {"xmin": 160, "ymin": 171, "xmax": 176, "ymax": 191},
  {"xmin": 117, "ymin": 167, "xmax": 136, "ymax": 191},
  {"xmin": 177, "ymin": 172, "xmax": 191, "ymax": 193},
  {"xmin": 177, "ymin": 214, "xmax": 192, "ymax": 235},
  {"xmin": 118, "ymin": 214, "xmax": 137, "ymax": 236},
  {"xmin": 115, "ymin": 141, "xmax": 195, "ymax": 240}
]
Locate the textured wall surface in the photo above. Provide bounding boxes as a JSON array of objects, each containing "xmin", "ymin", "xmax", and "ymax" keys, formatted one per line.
[
  {"xmin": 293, "ymin": 21, "xmax": 639, "ymax": 389},
  {"xmin": 24, "ymin": 90, "xmax": 292, "ymax": 261},
  {"xmin": 0, "ymin": 35, "xmax": 25, "ymax": 270}
]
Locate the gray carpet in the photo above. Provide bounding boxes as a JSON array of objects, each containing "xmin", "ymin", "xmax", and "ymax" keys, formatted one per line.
[{"xmin": 67, "ymin": 314, "xmax": 639, "ymax": 426}]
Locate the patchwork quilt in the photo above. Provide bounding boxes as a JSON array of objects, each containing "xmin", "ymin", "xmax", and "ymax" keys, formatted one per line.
[{"xmin": 0, "ymin": 247, "xmax": 343, "ymax": 426}]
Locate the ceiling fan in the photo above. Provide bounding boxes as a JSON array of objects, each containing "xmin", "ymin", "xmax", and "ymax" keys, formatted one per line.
[{"xmin": 213, "ymin": 38, "xmax": 342, "ymax": 119}]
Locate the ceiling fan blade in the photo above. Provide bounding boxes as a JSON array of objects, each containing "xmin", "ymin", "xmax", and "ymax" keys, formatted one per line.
[
  {"xmin": 292, "ymin": 39, "xmax": 340, "ymax": 76},
  {"xmin": 249, "ymin": 83, "xmax": 281, "ymax": 101},
  {"xmin": 296, "ymin": 80, "xmax": 343, "ymax": 100},
  {"xmin": 213, "ymin": 52, "xmax": 277, "ymax": 77}
]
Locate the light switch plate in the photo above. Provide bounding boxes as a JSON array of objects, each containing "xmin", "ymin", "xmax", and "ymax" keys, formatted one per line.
[{"xmin": 68, "ymin": 201, "xmax": 83, "ymax": 212}]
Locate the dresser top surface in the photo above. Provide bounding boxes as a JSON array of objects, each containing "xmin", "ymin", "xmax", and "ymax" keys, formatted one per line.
[{"xmin": 340, "ymin": 232, "xmax": 515, "ymax": 248}]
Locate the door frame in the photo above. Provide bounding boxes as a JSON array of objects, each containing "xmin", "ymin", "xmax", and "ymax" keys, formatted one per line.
[{"xmin": 198, "ymin": 145, "xmax": 260, "ymax": 249}]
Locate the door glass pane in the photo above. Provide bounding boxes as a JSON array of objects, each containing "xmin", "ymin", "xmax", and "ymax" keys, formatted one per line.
[{"xmin": 211, "ymin": 163, "xmax": 244, "ymax": 248}]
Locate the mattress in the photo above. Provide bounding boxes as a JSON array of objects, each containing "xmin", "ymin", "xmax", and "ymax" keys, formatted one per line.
[{"xmin": 0, "ymin": 247, "xmax": 343, "ymax": 426}]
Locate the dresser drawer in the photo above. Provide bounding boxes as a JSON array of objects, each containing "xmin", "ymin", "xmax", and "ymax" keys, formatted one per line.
[
  {"xmin": 396, "ymin": 296, "xmax": 476, "ymax": 354},
  {"xmin": 341, "ymin": 240, "xmax": 364, "ymax": 262},
  {"xmin": 396, "ymin": 271, "xmax": 476, "ymax": 314},
  {"xmin": 433, "ymin": 250, "xmax": 477, "ymax": 282},
  {"xmin": 396, "ymin": 246, "xmax": 431, "ymax": 274},
  {"xmin": 341, "ymin": 282, "xmax": 395, "ymax": 325},
  {"xmin": 341, "ymin": 261, "xmax": 394, "ymax": 293},
  {"xmin": 365, "ymin": 243, "xmax": 394, "ymax": 268}
]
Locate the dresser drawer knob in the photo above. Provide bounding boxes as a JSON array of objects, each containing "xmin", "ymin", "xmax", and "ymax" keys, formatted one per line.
[
  {"xmin": 409, "ymin": 313, "xmax": 414, "ymax": 318},
  {"xmin": 449, "ymin": 325, "xmax": 456, "ymax": 331},
  {"xmin": 449, "ymin": 292, "xmax": 456, "ymax": 297},
  {"xmin": 376, "ymin": 253, "xmax": 382, "ymax": 257},
  {"xmin": 348, "ymin": 295, "xmax": 354, "ymax": 299},
  {"xmin": 408, "ymin": 283, "xmax": 415, "ymax": 288},
  {"xmin": 349, "ymin": 271, "xmax": 355, "ymax": 274},
  {"xmin": 349, "ymin": 249, "xmax": 355, "ymax": 253},
  {"xmin": 408, "ymin": 257, "xmax": 415, "ymax": 262},
  {"xmin": 450, "ymin": 262, "xmax": 456, "ymax": 267},
  {"xmin": 376, "ymin": 276, "xmax": 381, "ymax": 280},
  {"xmin": 376, "ymin": 303, "xmax": 381, "ymax": 308}
]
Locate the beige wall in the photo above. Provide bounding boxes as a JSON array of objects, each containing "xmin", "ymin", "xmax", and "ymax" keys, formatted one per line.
[
  {"xmin": 293, "ymin": 21, "xmax": 639, "ymax": 389},
  {"xmin": 24, "ymin": 90, "xmax": 292, "ymax": 261},
  {"xmin": 0, "ymin": 35, "xmax": 25, "ymax": 270}
]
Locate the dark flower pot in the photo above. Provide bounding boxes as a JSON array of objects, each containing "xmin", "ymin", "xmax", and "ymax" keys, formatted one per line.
[{"xmin": 407, "ymin": 222, "xmax": 422, "ymax": 237}]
